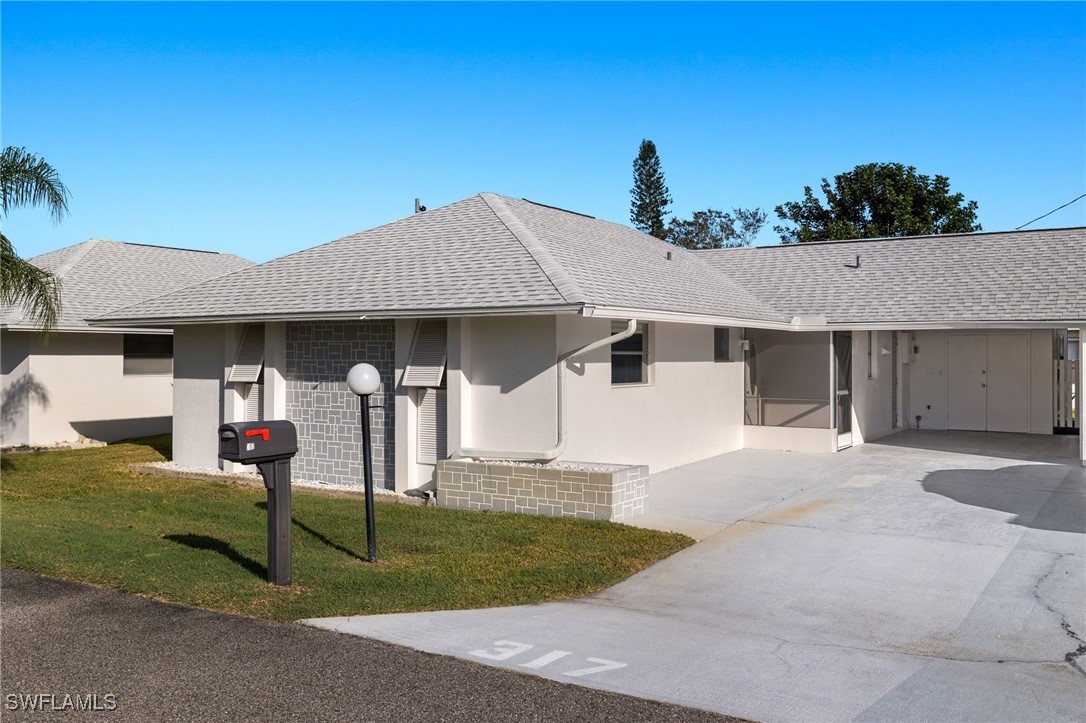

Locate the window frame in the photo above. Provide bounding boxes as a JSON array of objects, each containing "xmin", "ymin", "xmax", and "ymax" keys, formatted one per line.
[
  {"xmin": 867, "ymin": 330, "xmax": 878, "ymax": 380},
  {"xmin": 714, "ymin": 327, "xmax": 731, "ymax": 363},
  {"xmin": 122, "ymin": 333, "xmax": 173, "ymax": 376},
  {"xmin": 610, "ymin": 321, "xmax": 650, "ymax": 386}
]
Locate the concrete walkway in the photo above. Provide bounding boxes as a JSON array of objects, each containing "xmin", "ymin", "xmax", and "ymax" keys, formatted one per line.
[{"xmin": 304, "ymin": 432, "xmax": 1086, "ymax": 722}]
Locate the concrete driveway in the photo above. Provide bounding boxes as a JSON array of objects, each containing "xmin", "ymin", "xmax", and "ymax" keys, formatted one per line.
[{"xmin": 305, "ymin": 431, "xmax": 1086, "ymax": 722}]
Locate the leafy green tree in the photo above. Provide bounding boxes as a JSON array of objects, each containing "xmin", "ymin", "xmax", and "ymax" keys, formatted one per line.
[
  {"xmin": 630, "ymin": 139, "xmax": 672, "ymax": 239},
  {"xmin": 667, "ymin": 207, "xmax": 768, "ymax": 249},
  {"xmin": 774, "ymin": 162, "xmax": 981, "ymax": 244},
  {"xmin": 1, "ymin": 147, "xmax": 68, "ymax": 331}
]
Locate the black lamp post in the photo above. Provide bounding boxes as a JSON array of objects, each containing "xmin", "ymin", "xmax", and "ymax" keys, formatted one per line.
[{"xmin": 347, "ymin": 362, "xmax": 381, "ymax": 562}]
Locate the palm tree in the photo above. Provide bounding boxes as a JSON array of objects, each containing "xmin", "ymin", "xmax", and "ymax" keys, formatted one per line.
[{"xmin": 1, "ymin": 147, "xmax": 69, "ymax": 332}]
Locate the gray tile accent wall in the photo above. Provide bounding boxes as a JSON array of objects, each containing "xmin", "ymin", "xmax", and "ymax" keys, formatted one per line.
[
  {"xmin": 436, "ymin": 461, "xmax": 649, "ymax": 522},
  {"xmin": 285, "ymin": 321, "xmax": 395, "ymax": 489}
]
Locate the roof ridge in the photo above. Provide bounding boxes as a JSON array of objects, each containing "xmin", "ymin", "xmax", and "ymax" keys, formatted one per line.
[
  {"xmin": 51, "ymin": 238, "xmax": 102, "ymax": 279},
  {"xmin": 479, "ymin": 192, "xmax": 587, "ymax": 305}
]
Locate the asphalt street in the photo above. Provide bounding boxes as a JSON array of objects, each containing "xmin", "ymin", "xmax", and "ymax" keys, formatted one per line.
[{"xmin": 0, "ymin": 569, "xmax": 742, "ymax": 722}]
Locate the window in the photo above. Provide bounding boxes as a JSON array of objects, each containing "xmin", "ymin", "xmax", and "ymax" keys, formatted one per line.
[
  {"xmin": 611, "ymin": 321, "xmax": 648, "ymax": 385},
  {"xmin": 123, "ymin": 334, "xmax": 172, "ymax": 375},
  {"xmin": 714, "ymin": 328, "xmax": 731, "ymax": 362}
]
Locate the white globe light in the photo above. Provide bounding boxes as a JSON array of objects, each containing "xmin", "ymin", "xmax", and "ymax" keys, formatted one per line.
[{"xmin": 346, "ymin": 363, "xmax": 381, "ymax": 396}]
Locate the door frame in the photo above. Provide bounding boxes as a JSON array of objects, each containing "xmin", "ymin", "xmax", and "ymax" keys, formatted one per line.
[{"xmin": 833, "ymin": 331, "xmax": 853, "ymax": 450}]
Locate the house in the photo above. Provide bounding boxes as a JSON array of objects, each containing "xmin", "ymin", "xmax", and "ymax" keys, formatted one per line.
[
  {"xmin": 1, "ymin": 239, "xmax": 252, "ymax": 447},
  {"xmin": 91, "ymin": 194, "xmax": 1086, "ymax": 518}
]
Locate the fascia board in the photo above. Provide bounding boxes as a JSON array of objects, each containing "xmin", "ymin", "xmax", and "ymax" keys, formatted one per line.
[
  {"xmin": 823, "ymin": 320, "xmax": 1086, "ymax": 331},
  {"xmin": 582, "ymin": 305, "xmax": 796, "ymax": 331},
  {"xmin": 1, "ymin": 324, "xmax": 173, "ymax": 334},
  {"xmin": 87, "ymin": 304, "xmax": 584, "ymax": 327},
  {"xmin": 579, "ymin": 307, "xmax": 1086, "ymax": 332}
]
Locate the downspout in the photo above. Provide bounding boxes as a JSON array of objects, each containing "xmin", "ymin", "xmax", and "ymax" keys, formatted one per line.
[{"xmin": 453, "ymin": 319, "xmax": 637, "ymax": 463}]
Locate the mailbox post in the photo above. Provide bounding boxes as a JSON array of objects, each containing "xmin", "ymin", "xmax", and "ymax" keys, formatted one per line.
[{"xmin": 219, "ymin": 420, "xmax": 298, "ymax": 586}]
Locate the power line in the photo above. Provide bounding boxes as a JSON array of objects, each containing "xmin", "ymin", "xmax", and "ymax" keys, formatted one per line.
[{"xmin": 1016, "ymin": 193, "xmax": 1086, "ymax": 230}]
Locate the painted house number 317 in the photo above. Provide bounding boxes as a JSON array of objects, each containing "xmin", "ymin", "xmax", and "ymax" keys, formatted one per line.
[{"xmin": 469, "ymin": 641, "xmax": 627, "ymax": 677}]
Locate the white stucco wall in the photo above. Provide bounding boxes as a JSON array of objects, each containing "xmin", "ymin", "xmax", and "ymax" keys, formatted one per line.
[
  {"xmin": 173, "ymin": 324, "xmax": 226, "ymax": 467},
  {"xmin": 743, "ymin": 425, "xmax": 837, "ymax": 453},
  {"xmin": 453, "ymin": 316, "xmax": 745, "ymax": 474},
  {"xmin": 2, "ymin": 331, "xmax": 172, "ymax": 446},
  {"xmin": 557, "ymin": 317, "xmax": 745, "ymax": 472},
  {"xmin": 907, "ymin": 329, "xmax": 1052, "ymax": 433},
  {"xmin": 465, "ymin": 315, "xmax": 558, "ymax": 452},
  {"xmin": 851, "ymin": 330, "xmax": 897, "ymax": 444},
  {"xmin": 1, "ymin": 330, "xmax": 32, "ymax": 446}
]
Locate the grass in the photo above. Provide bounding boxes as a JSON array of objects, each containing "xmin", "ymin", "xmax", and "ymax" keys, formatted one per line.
[{"xmin": 0, "ymin": 436, "xmax": 692, "ymax": 622}]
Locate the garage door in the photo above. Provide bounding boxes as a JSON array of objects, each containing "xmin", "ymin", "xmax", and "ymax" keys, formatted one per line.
[{"xmin": 946, "ymin": 334, "xmax": 1030, "ymax": 433}]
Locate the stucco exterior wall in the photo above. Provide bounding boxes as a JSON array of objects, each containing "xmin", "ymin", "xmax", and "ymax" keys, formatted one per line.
[
  {"xmin": 851, "ymin": 330, "xmax": 897, "ymax": 444},
  {"xmin": 1, "ymin": 331, "xmax": 32, "ymax": 446},
  {"xmin": 558, "ymin": 317, "xmax": 745, "ymax": 472},
  {"xmin": 463, "ymin": 315, "xmax": 558, "ymax": 452},
  {"xmin": 743, "ymin": 425, "xmax": 837, "ymax": 453},
  {"xmin": 285, "ymin": 320, "xmax": 395, "ymax": 489},
  {"xmin": 1, "ymin": 331, "xmax": 173, "ymax": 446},
  {"xmin": 173, "ymin": 324, "xmax": 226, "ymax": 467},
  {"xmin": 907, "ymin": 329, "xmax": 1053, "ymax": 433},
  {"xmin": 453, "ymin": 316, "xmax": 744, "ymax": 474}
]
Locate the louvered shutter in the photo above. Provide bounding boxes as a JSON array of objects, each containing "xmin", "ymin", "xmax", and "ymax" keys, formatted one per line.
[
  {"xmin": 229, "ymin": 325, "xmax": 265, "ymax": 383},
  {"xmin": 416, "ymin": 388, "xmax": 447, "ymax": 464},
  {"xmin": 244, "ymin": 383, "xmax": 264, "ymax": 422},
  {"xmin": 404, "ymin": 319, "xmax": 447, "ymax": 387}
]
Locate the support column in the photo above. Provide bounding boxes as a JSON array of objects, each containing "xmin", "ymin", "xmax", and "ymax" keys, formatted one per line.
[
  {"xmin": 221, "ymin": 324, "xmax": 244, "ymax": 473},
  {"xmin": 1079, "ymin": 328, "xmax": 1084, "ymax": 468},
  {"xmin": 447, "ymin": 317, "xmax": 471, "ymax": 455},
  {"xmin": 264, "ymin": 322, "xmax": 287, "ymax": 421},
  {"xmin": 393, "ymin": 318, "xmax": 413, "ymax": 492}
]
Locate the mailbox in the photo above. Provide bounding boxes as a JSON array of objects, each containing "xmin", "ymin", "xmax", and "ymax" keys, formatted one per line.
[
  {"xmin": 218, "ymin": 420, "xmax": 298, "ymax": 586},
  {"xmin": 219, "ymin": 421, "xmax": 298, "ymax": 466}
]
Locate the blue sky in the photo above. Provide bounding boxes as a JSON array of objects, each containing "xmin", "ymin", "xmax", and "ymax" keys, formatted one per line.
[{"xmin": 3, "ymin": 2, "xmax": 1084, "ymax": 263}]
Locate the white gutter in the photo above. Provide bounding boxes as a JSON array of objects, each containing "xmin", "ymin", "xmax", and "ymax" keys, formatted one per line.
[{"xmin": 453, "ymin": 319, "xmax": 638, "ymax": 463}]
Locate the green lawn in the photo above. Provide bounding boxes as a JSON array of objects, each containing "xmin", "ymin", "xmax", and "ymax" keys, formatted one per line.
[{"xmin": 0, "ymin": 437, "xmax": 691, "ymax": 622}]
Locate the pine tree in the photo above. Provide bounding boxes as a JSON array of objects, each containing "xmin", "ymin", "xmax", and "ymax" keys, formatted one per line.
[{"xmin": 630, "ymin": 139, "xmax": 672, "ymax": 239}]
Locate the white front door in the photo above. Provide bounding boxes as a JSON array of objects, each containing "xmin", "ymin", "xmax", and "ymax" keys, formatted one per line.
[
  {"xmin": 946, "ymin": 334, "xmax": 1030, "ymax": 433},
  {"xmin": 986, "ymin": 334, "xmax": 1030, "ymax": 433},
  {"xmin": 947, "ymin": 335, "xmax": 987, "ymax": 431}
]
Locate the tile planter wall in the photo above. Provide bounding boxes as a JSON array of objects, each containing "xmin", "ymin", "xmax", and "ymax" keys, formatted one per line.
[{"xmin": 436, "ymin": 460, "xmax": 648, "ymax": 522}]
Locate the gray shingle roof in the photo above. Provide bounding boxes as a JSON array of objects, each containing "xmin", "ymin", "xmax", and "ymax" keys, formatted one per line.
[
  {"xmin": 95, "ymin": 193, "xmax": 787, "ymax": 325},
  {"xmin": 91, "ymin": 193, "xmax": 1085, "ymax": 328},
  {"xmin": 1, "ymin": 239, "xmax": 253, "ymax": 330},
  {"xmin": 492, "ymin": 196, "xmax": 786, "ymax": 323},
  {"xmin": 697, "ymin": 227, "xmax": 1086, "ymax": 324}
]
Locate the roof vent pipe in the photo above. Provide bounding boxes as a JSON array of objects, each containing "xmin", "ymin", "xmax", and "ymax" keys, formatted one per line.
[
  {"xmin": 415, "ymin": 198, "xmax": 427, "ymax": 213},
  {"xmin": 452, "ymin": 319, "xmax": 638, "ymax": 463}
]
